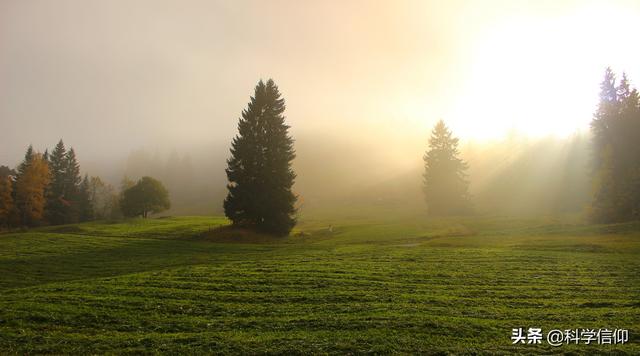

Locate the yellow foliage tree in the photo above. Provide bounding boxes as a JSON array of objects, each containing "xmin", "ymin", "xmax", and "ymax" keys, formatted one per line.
[
  {"xmin": 0, "ymin": 175, "xmax": 13, "ymax": 227},
  {"xmin": 14, "ymin": 154, "xmax": 50, "ymax": 226}
]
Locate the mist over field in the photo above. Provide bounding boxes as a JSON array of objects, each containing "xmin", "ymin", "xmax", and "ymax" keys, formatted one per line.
[
  {"xmin": 1, "ymin": 0, "xmax": 629, "ymax": 218},
  {"xmin": 2, "ymin": 130, "xmax": 587, "ymax": 217}
]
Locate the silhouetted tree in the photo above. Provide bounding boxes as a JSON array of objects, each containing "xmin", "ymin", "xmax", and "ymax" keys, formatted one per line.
[
  {"xmin": 224, "ymin": 79, "xmax": 297, "ymax": 235},
  {"xmin": 423, "ymin": 120, "xmax": 471, "ymax": 215},
  {"xmin": 64, "ymin": 148, "xmax": 82, "ymax": 222},
  {"xmin": 590, "ymin": 68, "xmax": 640, "ymax": 222},
  {"xmin": 46, "ymin": 140, "xmax": 68, "ymax": 224},
  {"xmin": 120, "ymin": 176, "xmax": 170, "ymax": 218},
  {"xmin": 44, "ymin": 141, "xmax": 85, "ymax": 224}
]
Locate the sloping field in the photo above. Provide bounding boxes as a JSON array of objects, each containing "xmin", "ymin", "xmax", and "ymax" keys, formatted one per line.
[{"xmin": 0, "ymin": 216, "xmax": 638, "ymax": 354}]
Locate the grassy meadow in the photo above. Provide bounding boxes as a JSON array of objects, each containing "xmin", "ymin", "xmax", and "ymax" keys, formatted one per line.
[{"xmin": 0, "ymin": 214, "xmax": 639, "ymax": 354}]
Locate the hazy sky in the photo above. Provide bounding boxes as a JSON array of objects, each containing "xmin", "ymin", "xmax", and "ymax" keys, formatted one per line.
[{"xmin": 2, "ymin": 0, "xmax": 640, "ymax": 168}]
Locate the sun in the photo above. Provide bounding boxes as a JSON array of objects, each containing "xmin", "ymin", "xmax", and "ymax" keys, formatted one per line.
[{"xmin": 447, "ymin": 2, "xmax": 640, "ymax": 140}]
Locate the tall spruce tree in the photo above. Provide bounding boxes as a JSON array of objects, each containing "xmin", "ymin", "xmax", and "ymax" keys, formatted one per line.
[
  {"xmin": 590, "ymin": 68, "xmax": 640, "ymax": 222},
  {"xmin": 614, "ymin": 73, "xmax": 639, "ymax": 218},
  {"xmin": 224, "ymin": 79, "xmax": 297, "ymax": 235},
  {"xmin": 64, "ymin": 148, "xmax": 82, "ymax": 223},
  {"xmin": 590, "ymin": 69, "xmax": 618, "ymax": 222},
  {"xmin": 423, "ymin": 120, "xmax": 471, "ymax": 215},
  {"xmin": 47, "ymin": 140, "xmax": 68, "ymax": 224}
]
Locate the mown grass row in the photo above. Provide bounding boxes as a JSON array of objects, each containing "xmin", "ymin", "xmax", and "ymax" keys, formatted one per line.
[{"xmin": 0, "ymin": 216, "xmax": 639, "ymax": 353}]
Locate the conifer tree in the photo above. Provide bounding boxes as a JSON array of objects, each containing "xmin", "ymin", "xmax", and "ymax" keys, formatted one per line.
[
  {"xmin": 615, "ymin": 73, "xmax": 640, "ymax": 218},
  {"xmin": 44, "ymin": 141, "xmax": 83, "ymax": 224},
  {"xmin": 423, "ymin": 120, "xmax": 471, "ymax": 215},
  {"xmin": 590, "ymin": 69, "xmax": 619, "ymax": 222},
  {"xmin": 46, "ymin": 140, "xmax": 68, "ymax": 224},
  {"xmin": 590, "ymin": 68, "xmax": 640, "ymax": 222},
  {"xmin": 64, "ymin": 148, "xmax": 82, "ymax": 223},
  {"xmin": 224, "ymin": 79, "xmax": 297, "ymax": 235},
  {"xmin": 591, "ymin": 68, "xmax": 619, "ymax": 168}
]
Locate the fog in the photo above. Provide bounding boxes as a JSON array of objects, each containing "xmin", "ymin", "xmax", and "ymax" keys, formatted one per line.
[{"xmin": 1, "ymin": 0, "xmax": 635, "ymax": 216}]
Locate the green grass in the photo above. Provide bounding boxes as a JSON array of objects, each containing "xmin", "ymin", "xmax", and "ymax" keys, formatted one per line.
[{"xmin": 0, "ymin": 215, "xmax": 639, "ymax": 354}]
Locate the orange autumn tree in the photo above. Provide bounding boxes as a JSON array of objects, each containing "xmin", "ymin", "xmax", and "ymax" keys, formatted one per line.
[{"xmin": 14, "ymin": 154, "xmax": 50, "ymax": 226}]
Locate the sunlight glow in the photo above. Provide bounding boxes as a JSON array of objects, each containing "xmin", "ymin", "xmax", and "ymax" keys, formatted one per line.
[{"xmin": 447, "ymin": 2, "xmax": 640, "ymax": 139}]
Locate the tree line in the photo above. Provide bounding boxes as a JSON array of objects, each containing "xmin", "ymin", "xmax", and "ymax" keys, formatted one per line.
[
  {"xmin": 2, "ymin": 69, "xmax": 637, "ymax": 233},
  {"xmin": 0, "ymin": 140, "xmax": 171, "ymax": 228}
]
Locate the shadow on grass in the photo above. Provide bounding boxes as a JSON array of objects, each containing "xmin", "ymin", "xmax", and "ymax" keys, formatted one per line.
[{"xmin": 0, "ymin": 237, "xmax": 268, "ymax": 291}]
